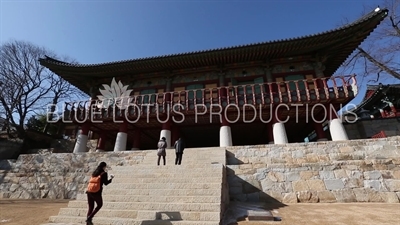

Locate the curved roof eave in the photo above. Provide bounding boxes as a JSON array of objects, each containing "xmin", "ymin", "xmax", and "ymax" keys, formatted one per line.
[{"xmin": 39, "ymin": 8, "xmax": 389, "ymax": 69}]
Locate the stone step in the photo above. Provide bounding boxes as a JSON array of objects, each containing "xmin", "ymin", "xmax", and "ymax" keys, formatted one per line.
[
  {"xmin": 136, "ymin": 210, "xmax": 220, "ymax": 221},
  {"xmin": 108, "ymin": 162, "xmax": 222, "ymax": 172},
  {"xmin": 103, "ymin": 188, "xmax": 222, "ymax": 196},
  {"xmin": 68, "ymin": 201, "xmax": 221, "ymax": 212},
  {"xmin": 49, "ymin": 216, "xmax": 219, "ymax": 225},
  {"xmin": 58, "ymin": 208, "xmax": 137, "ymax": 218},
  {"xmin": 108, "ymin": 170, "xmax": 222, "ymax": 175},
  {"xmin": 141, "ymin": 155, "xmax": 225, "ymax": 159},
  {"xmin": 103, "ymin": 182, "xmax": 222, "ymax": 190},
  {"xmin": 109, "ymin": 165, "xmax": 223, "ymax": 172},
  {"xmin": 136, "ymin": 159, "xmax": 220, "ymax": 167},
  {"xmin": 137, "ymin": 160, "xmax": 224, "ymax": 165},
  {"xmin": 109, "ymin": 173, "xmax": 222, "ymax": 178},
  {"xmin": 108, "ymin": 177, "xmax": 222, "ymax": 183},
  {"xmin": 141, "ymin": 154, "xmax": 224, "ymax": 158},
  {"xmin": 57, "ymin": 208, "xmax": 220, "ymax": 221},
  {"xmin": 111, "ymin": 163, "xmax": 223, "ymax": 169},
  {"xmin": 108, "ymin": 169, "xmax": 222, "ymax": 175},
  {"xmin": 141, "ymin": 152, "xmax": 222, "ymax": 157},
  {"xmin": 76, "ymin": 194, "xmax": 221, "ymax": 203}
]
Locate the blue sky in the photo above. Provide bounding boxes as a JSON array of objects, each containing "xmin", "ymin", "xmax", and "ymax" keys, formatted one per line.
[{"xmin": 0, "ymin": 0, "xmax": 396, "ymax": 106}]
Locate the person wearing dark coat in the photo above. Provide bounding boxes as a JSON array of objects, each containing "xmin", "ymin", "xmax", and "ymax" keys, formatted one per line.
[
  {"xmin": 174, "ymin": 138, "xmax": 185, "ymax": 165},
  {"xmin": 86, "ymin": 162, "xmax": 113, "ymax": 225}
]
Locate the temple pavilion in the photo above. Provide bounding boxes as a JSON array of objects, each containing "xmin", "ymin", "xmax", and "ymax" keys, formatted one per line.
[
  {"xmin": 350, "ymin": 84, "xmax": 400, "ymax": 120},
  {"xmin": 39, "ymin": 8, "xmax": 388, "ymax": 152}
]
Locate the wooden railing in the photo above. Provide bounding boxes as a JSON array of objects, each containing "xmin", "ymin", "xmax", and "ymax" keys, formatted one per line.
[{"xmin": 66, "ymin": 75, "xmax": 357, "ymax": 121}]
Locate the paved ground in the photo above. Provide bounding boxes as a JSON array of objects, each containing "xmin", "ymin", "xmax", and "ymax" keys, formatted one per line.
[
  {"xmin": 236, "ymin": 203, "xmax": 400, "ymax": 225},
  {"xmin": 0, "ymin": 199, "xmax": 69, "ymax": 225},
  {"xmin": 0, "ymin": 199, "xmax": 399, "ymax": 225}
]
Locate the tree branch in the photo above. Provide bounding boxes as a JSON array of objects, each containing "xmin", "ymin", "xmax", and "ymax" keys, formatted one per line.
[
  {"xmin": 357, "ymin": 47, "xmax": 400, "ymax": 80},
  {"xmin": 389, "ymin": 15, "xmax": 400, "ymax": 35}
]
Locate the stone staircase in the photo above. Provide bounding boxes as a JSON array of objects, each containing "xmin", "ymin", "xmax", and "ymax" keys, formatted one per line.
[{"xmin": 43, "ymin": 147, "xmax": 228, "ymax": 225}]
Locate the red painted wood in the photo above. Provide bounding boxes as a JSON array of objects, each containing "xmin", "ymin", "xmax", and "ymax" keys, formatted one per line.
[
  {"xmin": 65, "ymin": 75, "xmax": 356, "ymax": 124},
  {"xmin": 119, "ymin": 120, "xmax": 128, "ymax": 133},
  {"xmin": 81, "ymin": 123, "xmax": 90, "ymax": 135},
  {"xmin": 162, "ymin": 120, "xmax": 171, "ymax": 130},
  {"xmin": 133, "ymin": 130, "xmax": 141, "ymax": 149}
]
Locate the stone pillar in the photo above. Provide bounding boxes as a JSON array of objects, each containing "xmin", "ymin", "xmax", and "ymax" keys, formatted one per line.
[
  {"xmin": 96, "ymin": 132, "xmax": 107, "ymax": 152},
  {"xmin": 273, "ymin": 123, "xmax": 288, "ymax": 144},
  {"xmin": 218, "ymin": 71, "xmax": 233, "ymax": 147},
  {"xmin": 132, "ymin": 129, "xmax": 141, "ymax": 150},
  {"xmin": 160, "ymin": 121, "xmax": 172, "ymax": 149},
  {"xmin": 328, "ymin": 107, "xmax": 349, "ymax": 141},
  {"xmin": 73, "ymin": 123, "xmax": 90, "ymax": 153},
  {"xmin": 220, "ymin": 117, "xmax": 232, "ymax": 147},
  {"xmin": 114, "ymin": 121, "xmax": 128, "ymax": 151},
  {"xmin": 314, "ymin": 122, "xmax": 328, "ymax": 141},
  {"xmin": 272, "ymin": 109, "xmax": 288, "ymax": 144}
]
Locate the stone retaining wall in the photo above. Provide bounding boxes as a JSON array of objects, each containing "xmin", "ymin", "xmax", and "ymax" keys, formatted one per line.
[
  {"xmin": 226, "ymin": 136, "xmax": 400, "ymax": 203},
  {"xmin": 0, "ymin": 151, "xmax": 148, "ymax": 199},
  {"xmin": 2, "ymin": 137, "xmax": 400, "ymax": 204}
]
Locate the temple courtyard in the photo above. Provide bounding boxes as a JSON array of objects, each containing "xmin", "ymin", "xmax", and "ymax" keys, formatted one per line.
[{"xmin": 0, "ymin": 199, "xmax": 399, "ymax": 225}]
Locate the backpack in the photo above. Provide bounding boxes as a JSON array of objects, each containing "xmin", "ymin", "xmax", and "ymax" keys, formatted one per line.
[{"xmin": 87, "ymin": 172, "xmax": 104, "ymax": 193}]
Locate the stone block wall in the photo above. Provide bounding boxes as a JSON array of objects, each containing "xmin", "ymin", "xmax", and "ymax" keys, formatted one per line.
[
  {"xmin": 0, "ymin": 151, "xmax": 148, "ymax": 199},
  {"xmin": 226, "ymin": 136, "xmax": 400, "ymax": 203},
  {"xmin": 344, "ymin": 117, "xmax": 400, "ymax": 139}
]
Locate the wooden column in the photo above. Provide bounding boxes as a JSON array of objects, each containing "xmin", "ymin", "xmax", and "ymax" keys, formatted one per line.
[{"xmin": 132, "ymin": 129, "xmax": 141, "ymax": 150}]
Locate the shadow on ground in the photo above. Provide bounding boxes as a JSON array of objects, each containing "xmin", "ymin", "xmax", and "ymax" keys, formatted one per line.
[{"xmin": 140, "ymin": 211, "xmax": 182, "ymax": 224}]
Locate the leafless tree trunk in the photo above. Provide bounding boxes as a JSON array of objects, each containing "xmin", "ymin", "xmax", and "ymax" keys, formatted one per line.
[
  {"xmin": 339, "ymin": 0, "xmax": 400, "ymax": 81},
  {"xmin": 0, "ymin": 41, "xmax": 53, "ymax": 138}
]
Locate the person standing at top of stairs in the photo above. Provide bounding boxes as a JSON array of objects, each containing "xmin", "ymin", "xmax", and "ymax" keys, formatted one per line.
[
  {"xmin": 174, "ymin": 137, "xmax": 185, "ymax": 165},
  {"xmin": 157, "ymin": 137, "xmax": 167, "ymax": 166}
]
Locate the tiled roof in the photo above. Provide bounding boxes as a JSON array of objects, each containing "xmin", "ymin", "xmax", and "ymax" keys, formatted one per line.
[
  {"xmin": 39, "ymin": 8, "xmax": 389, "ymax": 94},
  {"xmin": 349, "ymin": 83, "xmax": 400, "ymax": 114}
]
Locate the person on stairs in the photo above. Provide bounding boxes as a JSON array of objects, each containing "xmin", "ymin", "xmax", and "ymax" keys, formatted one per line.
[
  {"xmin": 157, "ymin": 137, "xmax": 167, "ymax": 165},
  {"xmin": 85, "ymin": 162, "xmax": 114, "ymax": 225},
  {"xmin": 174, "ymin": 137, "xmax": 185, "ymax": 165}
]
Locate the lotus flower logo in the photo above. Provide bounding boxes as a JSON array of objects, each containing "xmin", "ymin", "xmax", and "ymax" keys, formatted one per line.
[{"xmin": 97, "ymin": 78, "xmax": 133, "ymax": 109}]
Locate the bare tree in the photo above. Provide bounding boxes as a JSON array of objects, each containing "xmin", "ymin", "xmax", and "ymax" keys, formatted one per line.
[
  {"xmin": 339, "ymin": 0, "xmax": 400, "ymax": 81},
  {"xmin": 0, "ymin": 40, "xmax": 86, "ymax": 138},
  {"xmin": 0, "ymin": 40, "xmax": 53, "ymax": 138}
]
